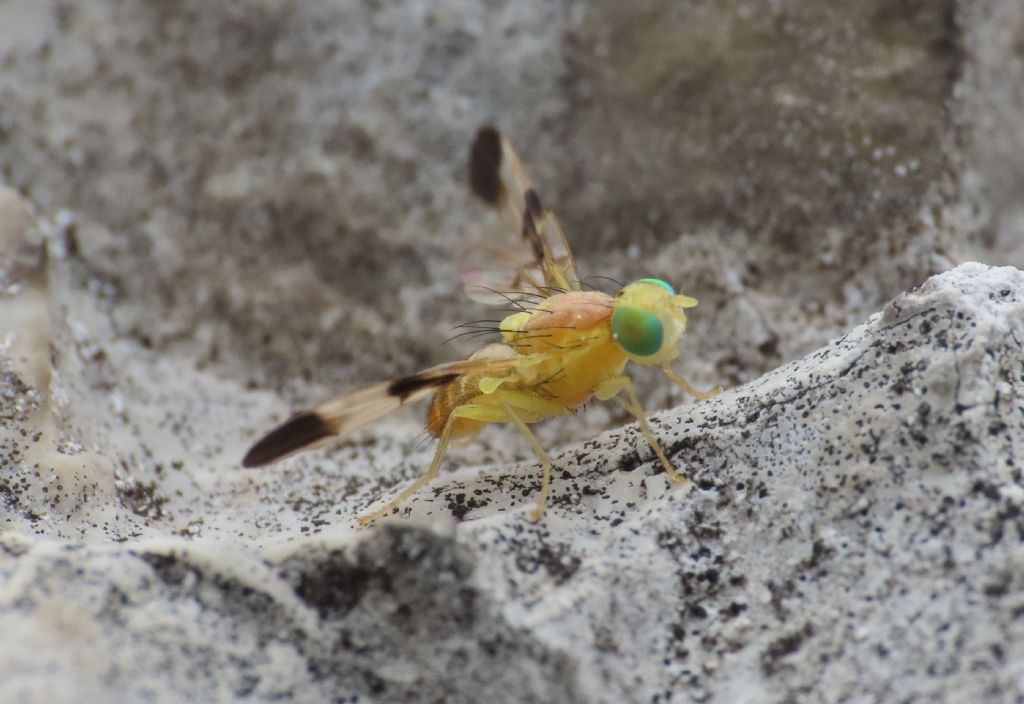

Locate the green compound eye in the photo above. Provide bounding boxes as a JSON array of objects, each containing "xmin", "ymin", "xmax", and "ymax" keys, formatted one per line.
[
  {"xmin": 612, "ymin": 306, "xmax": 664, "ymax": 357},
  {"xmin": 636, "ymin": 278, "xmax": 676, "ymax": 295}
]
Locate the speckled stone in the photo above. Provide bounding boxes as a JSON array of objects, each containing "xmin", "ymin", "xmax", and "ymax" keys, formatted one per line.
[
  {"xmin": 2, "ymin": 1, "xmax": 1024, "ymax": 702},
  {"xmin": 3, "ymin": 260, "xmax": 1022, "ymax": 702}
]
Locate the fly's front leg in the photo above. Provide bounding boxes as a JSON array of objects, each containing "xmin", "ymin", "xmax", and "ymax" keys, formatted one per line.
[
  {"xmin": 662, "ymin": 365, "xmax": 722, "ymax": 401},
  {"xmin": 595, "ymin": 375, "xmax": 689, "ymax": 485}
]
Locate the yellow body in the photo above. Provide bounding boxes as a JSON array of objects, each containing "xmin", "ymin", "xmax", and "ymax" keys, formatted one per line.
[{"xmin": 428, "ymin": 291, "xmax": 628, "ymax": 439}]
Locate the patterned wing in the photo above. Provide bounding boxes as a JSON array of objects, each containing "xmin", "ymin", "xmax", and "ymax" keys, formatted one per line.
[
  {"xmin": 461, "ymin": 125, "xmax": 581, "ymax": 304},
  {"xmin": 242, "ymin": 354, "xmax": 519, "ymax": 467}
]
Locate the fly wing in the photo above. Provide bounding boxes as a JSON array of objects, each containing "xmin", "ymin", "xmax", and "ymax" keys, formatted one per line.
[
  {"xmin": 461, "ymin": 125, "xmax": 581, "ymax": 304},
  {"xmin": 241, "ymin": 355, "xmax": 519, "ymax": 467}
]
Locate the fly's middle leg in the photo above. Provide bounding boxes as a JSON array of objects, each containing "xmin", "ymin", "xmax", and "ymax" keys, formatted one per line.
[
  {"xmin": 358, "ymin": 390, "xmax": 567, "ymax": 525},
  {"xmin": 459, "ymin": 391, "xmax": 565, "ymax": 522}
]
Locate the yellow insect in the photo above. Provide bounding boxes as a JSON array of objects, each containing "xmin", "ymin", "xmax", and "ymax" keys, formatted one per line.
[{"xmin": 242, "ymin": 126, "xmax": 720, "ymax": 526}]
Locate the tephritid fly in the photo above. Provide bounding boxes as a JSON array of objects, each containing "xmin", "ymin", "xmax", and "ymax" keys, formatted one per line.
[{"xmin": 243, "ymin": 126, "xmax": 721, "ymax": 526}]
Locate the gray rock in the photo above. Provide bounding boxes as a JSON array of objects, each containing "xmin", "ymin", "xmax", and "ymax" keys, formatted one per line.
[
  {"xmin": 3, "ymin": 234, "xmax": 1023, "ymax": 701},
  {"xmin": 2, "ymin": 1, "xmax": 1024, "ymax": 703}
]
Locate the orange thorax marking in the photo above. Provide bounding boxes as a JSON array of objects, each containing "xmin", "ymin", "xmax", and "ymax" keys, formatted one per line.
[
  {"xmin": 517, "ymin": 291, "xmax": 616, "ymax": 351},
  {"xmin": 427, "ymin": 292, "xmax": 630, "ymax": 438}
]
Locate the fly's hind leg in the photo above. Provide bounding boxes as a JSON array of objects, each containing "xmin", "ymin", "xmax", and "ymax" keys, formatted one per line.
[
  {"xmin": 595, "ymin": 375, "xmax": 689, "ymax": 485},
  {"xmin": 357, "ymin": 413, "xmax": 457, "ymax": 527},
  {"xmin": 357, "ymin": 403, "xmax": 505, "ymax": 527},
  {"xmin": 358, "ymin": 391, "xmax": 565, "ymax": 526}
]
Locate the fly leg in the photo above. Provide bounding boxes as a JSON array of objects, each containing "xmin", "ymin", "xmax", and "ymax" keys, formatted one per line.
[
  {"xmin": 357, "ymin": 403, "xmax": 506, "ymax": 527},
  {"xmin": 460, "ymin": 389, "xmax": 566, "ymax": 522},
  {"xmin": 661, "ymin": 365, "xmax": 722, "ymax": 400},
  {"xmin": 595, "ymin": 375, "xmax": 689, "ymax": 485},
  {"xmin": 357, "ymin": 411, "xmax": 457, "ymax": 527},
  {"xmin": 495, "ymin": 397, "xmax": 552, "ymax": 521},
  {"xmin": 358, "ymin": 390, "xmax": 566, "ymax": 526}
]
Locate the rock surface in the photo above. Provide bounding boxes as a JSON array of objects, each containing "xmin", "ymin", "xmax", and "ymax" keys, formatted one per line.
[
  {"xmin": 1, "ymin": 1, "xmax": 1024, "ymax": 703},
  {"xmin": 4, "ymin": 238, "xmax": 1023, "ymax": 701}
]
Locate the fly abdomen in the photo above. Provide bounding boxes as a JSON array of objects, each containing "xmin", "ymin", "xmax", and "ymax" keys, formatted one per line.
[{"xmin": 426, "ymin": 373, "xmax": 488, "ymax": 439}]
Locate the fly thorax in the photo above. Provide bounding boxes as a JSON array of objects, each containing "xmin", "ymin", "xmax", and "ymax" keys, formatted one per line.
[{"xmin": 501, "ymin": 291, "xmax": 615, "ymax": 355}]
